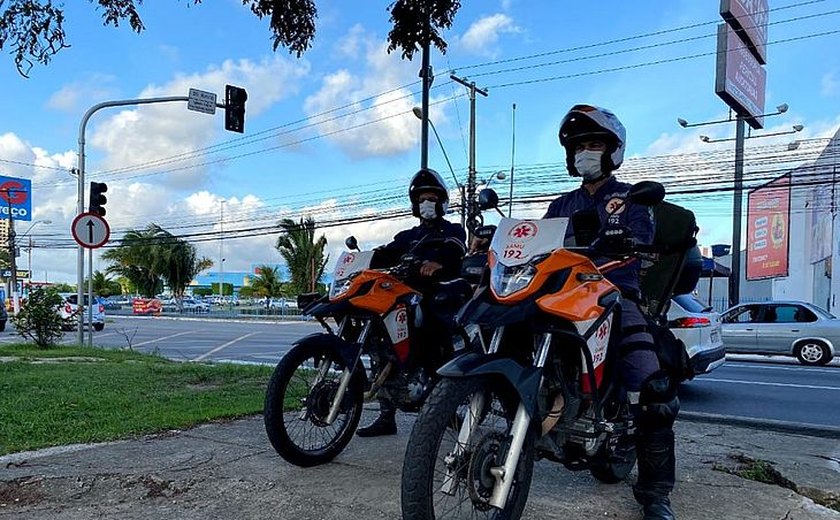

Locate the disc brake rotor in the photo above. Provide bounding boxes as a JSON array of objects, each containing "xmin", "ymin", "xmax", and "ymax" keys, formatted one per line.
[
  {"xmin": 306, "ymin": 380, "xmax": 339, "ymax": 427},
  {"xmin": 467, "ymin": 431, "xmax": 507, "ymax": 511}
]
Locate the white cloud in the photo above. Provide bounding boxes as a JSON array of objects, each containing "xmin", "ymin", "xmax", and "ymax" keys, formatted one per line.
[
  {"xmin": 46, "ymin": 74, "xmax": 119, "ymax": 112},
  {"xmin": 304, "ymin": 27, "xmax": 450, "ymax": 158},
  {"xmin": 821, "ymin": 70, "xmax": 838, "ymax": 97},
  {"xmin": 88, "ymin": 56, "xmax": 309, "ymax": 189},
  {"xmin": 458, "ymin": 14, "xmax": 521, "ymax": 57}
]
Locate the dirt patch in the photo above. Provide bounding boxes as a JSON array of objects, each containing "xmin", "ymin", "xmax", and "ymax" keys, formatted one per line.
[
  {"xmin": 0, "ymin": 476, "xmax": 46, "ymax": 507},
  {"xmin": 0, "ymin": 356, "xmax": 106, "ymax": 364}
]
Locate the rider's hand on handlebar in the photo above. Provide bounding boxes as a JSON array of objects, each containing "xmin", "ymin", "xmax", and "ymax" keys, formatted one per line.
[
  {"xmin": 469, "ymin": 237, "xmax": 490, "ymax": 254},
  {"xmin": 420, "ymin": 261, "xmax": 443, "ymax": 277}
]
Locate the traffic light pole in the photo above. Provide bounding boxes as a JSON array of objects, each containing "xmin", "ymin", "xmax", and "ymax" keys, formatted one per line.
[{"xmin": 76, "ymin": 95, "xmax": 231, "ymax": 344}]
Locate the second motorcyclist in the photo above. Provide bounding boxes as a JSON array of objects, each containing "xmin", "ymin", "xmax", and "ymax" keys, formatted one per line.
[{"xmin": 357, "ymin": 167, "xmax": 467, "ymax": 437}]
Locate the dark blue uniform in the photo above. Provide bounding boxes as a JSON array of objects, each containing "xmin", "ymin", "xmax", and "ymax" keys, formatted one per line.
[
  {"xmin": 543, "ymin": 176, "xmax": 654, "ymax": 295},
  {"xmin": 372, "ymin": 219, "xmax": 467, "ymax": 287}
]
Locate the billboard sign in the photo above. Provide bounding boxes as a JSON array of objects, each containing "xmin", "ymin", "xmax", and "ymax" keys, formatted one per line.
[
  {"xmin": 0, "ymin": 175, "xmax": 32, "ymax": 221},
  {"xmin": 746, "ymin": 175, "xmax": 791, "ymax": 281},
  {"xmin": 715, "ymin": 23, "xmax": 767, "ymax": 129},
  {"xmin": 720, "ymin": 0, "xmax": 769, "ymax": 64}
]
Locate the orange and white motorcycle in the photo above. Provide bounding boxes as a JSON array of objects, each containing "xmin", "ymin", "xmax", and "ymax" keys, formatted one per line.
[
  {"xmin": 264, "ymin": 241, "xmax": 471, "ymax": 467},
  {"xmin": 401, "ymin": 183, "xmax": 670, "ymax": 519}
]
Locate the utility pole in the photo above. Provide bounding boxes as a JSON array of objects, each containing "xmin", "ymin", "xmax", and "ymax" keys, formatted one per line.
[
  {"xmin": 420, "ymin": 40, "xmax": 432, "ymax": 170},
  {"xmin": 219, "ymin": 200, "xmax": 225, "ymax": 297},
  {"xmin": 730, "ymin": 117, "xmax": 746, "ymax": 308},
  {"xmin": 450, "ymin": 74, "xmax": 488, "ymax": 239},
  {"xmin": 1, "ymin": 189, "xmax": 23, "ymax": 315}
]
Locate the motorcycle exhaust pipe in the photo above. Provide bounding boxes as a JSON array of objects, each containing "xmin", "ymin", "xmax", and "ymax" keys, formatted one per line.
[{"xmin": 540, "ymin": 393, "xmax": 566, "ymax": 436}]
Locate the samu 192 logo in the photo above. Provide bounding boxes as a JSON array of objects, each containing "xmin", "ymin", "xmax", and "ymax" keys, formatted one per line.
[{"xmin": 508, "ymin": 221, "xmax": 538, "ymax": 240}]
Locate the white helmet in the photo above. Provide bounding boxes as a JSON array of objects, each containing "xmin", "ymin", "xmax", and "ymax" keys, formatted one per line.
[{"xmin": 558, "ymin": 104, "xmax": 626, "ymax": 178}]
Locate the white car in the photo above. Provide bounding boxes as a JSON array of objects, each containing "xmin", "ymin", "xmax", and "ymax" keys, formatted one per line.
[
  {"xmin": 181, "ymin": 298, "xmax": 210, "ymax": 312},
  {"xmin": 59, "ymin": 293, "xmax": 106, "ymax": 331},
  {"xmin": 667, "ymin": 294, "xmax": 725, "ymax": 375}
]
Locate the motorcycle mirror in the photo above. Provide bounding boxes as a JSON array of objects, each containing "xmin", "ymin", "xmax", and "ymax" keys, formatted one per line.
[
  {"xmin": 344, "ymin": 236, "xmax": 360, "ymax": 251},
  {"xmin": 629, "ymin": 181, "xmax": 665, "ymax": 207},
  {"xmin": 477, "ymin": 189, "xmax": 499, "ymax": 210}
]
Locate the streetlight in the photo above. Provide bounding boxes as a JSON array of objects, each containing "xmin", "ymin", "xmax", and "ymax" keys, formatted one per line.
[
  {"xmin": 677, "ymin": 103, "xmax": 793, "ymax": 308},
  {"xmin": 20, "ymin": 219, "xmax": 52, "ymax": 287},
  {"xmin": 699, "ymin": 124, "xmax": 804, "ymax": 143},
  {"xmin": 412, "ymin": 106, "xmax": 466, "ymax": 228}
]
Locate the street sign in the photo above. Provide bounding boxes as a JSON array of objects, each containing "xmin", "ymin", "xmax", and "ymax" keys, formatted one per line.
[
  {"xmin": 187, "ymin": 88, "xmax": 217, "ymax": 115},
  {"xmin": 1, "ymin": 269, "xmax": 30, "ymax": 279},
  {"xmin": 71, "ymin": 212, "xmax": 110, "ymax": 249}
]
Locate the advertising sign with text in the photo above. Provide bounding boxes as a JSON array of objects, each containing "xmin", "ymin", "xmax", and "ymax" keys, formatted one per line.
[
  {"xmin": 746, "ymin": 175, "xmax": 791, "ymax": 280},
  {"xmin": 715, "ymin": 24, "xmax": 767, "ymax": 129},
  {"xmin": 720, "ymin": 0, "xmax": 769, "ymax": 64}
]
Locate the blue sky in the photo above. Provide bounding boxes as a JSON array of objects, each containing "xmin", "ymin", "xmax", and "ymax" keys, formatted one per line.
[{"xmin": 1, "ymin": 0, "xmax": 838, "ymax": 283}]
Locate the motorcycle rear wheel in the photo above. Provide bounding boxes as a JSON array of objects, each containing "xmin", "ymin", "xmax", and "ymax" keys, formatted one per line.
[
  {"xmin": 401, "ymin": 376, "xmax": 535, "ymax": 520},
  {"xmin": 263, "ymin": 341, "xmax": 363, "ymax": 467}
]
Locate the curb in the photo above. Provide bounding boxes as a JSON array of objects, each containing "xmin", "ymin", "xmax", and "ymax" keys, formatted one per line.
[
  {"xmin": 679, "ymin": 411, "xmax": 840, "ymax": 439},
  {"xmin": 109, "ymin": 315, "xmax": 315, "ymax": 326}
]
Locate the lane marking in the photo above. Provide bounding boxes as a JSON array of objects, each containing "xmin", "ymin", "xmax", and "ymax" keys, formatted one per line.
[
  {"xmin": 133, "ymin": 330, "xmax": 194, "ymax": 347},
  {"xmin": 721, "ymin": 363, "xmax": 839, "ymax": 374},
  {"xmin": 698, "ymin": 377, "xmax": 840, "ymax": 391},
  {"xmin": 193, "ymin": 332, "xmax": 260, "ymax": 362}
]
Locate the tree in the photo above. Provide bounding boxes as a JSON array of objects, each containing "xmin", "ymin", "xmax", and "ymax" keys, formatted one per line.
[
  {"xmin": 2, "ymin": 1, "xmax": 461, "ymax": 77},
  {"xmin": 275, "ymin": 217, "xmax": 328, "ymax": 295},
  {"xmin": 12, "ymin": 287, "xmax": 64, "ymax": 348},
  {"xmin": 250, "ymin": 265, "xmax": 284, "ymax": 300},
  {"xmin": 102, "ymin": 223, "xmax": 211, "ymax": 298},
  {"xmin": 50, "ymin": 282, "xmax": 75, "ymax": 293},
  {"xmin": 88, "ymin": 270, "xmax": 122, "ymax": 297}
]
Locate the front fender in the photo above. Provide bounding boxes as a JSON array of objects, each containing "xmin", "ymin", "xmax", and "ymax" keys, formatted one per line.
[
  {"xmin": 294, "ymin": 333, "xmax": 364, "ymax": 381},
  {"xmin": 438, "ymin": 351, "xmax": 542, "ymax": 417}
]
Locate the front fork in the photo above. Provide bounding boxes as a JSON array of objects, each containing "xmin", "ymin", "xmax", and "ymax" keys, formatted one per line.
[
  {"xmin": 444, "ymin": 329, "xmax": 553, "ymax": 511},
  {"xmin": 325, "ymin": 319, "xmax": 371, "ymax": 425}
]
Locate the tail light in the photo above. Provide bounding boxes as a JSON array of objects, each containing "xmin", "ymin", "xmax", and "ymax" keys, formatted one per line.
[
  {"xmin": 98, "ymin": 304, "xmax": 105, "ymax": 313},
  {"xmin": 669, "ymin": 317, "xmax": 711, "ymax": 328},
  {"xmin": 65, "ymin": 304, "xmax": 73, "ymax": 313}
]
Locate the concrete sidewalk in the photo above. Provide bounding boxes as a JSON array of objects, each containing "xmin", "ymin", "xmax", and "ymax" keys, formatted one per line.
[{"xmin": 1, "ymin": 410, "xmax": 838, "ymax": 519}]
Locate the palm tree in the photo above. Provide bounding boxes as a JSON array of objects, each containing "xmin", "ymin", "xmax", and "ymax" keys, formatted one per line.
[
  {"xmin": 275, "ymin": 217, "xmax": 329, "ymax": 295},
  {"xmin": 90, "ymin": 270, "xmax": 121, "ymax": 297},
  {"xmin": 103, "ymin": 224, "xmax": 211, "ymax": 299},
  {"xmin": 250, "ymin": 265, "xmax": 285, "ymax": 301}
]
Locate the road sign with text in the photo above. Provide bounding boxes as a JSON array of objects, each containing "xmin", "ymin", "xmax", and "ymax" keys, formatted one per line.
[
  {"xmin": 72, "ymin": 212, "xmax": 110, "ymax": 249},
  {"xmin": 187, "ymin": 88, "xmax": 217, "ymax": 115}
]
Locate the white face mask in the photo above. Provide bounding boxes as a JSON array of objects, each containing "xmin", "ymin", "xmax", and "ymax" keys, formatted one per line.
[
  {"xmin": 418, "ymin": 200, "xmax": 438, "ymax": 220},
  {"xmin": 574, "ymin": 150, "xmax": 604, "ymax": 181}
]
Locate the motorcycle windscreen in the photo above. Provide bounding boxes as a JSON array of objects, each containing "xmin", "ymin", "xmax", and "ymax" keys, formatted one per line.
[
  {"xmin": 330, "ymin": 251, "xmax": 375, "ymax": 299},
  {"xmin": 489, "ymin": 218, "xmax": 568, "ymax": 298}
]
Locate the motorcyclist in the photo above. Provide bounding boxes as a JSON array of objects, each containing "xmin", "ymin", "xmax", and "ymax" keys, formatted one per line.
[
  {"xmin": 543, "ymin": 105, "xmax": 679, "ymax": 520},
  {"xmin": 356, "ymin": 167, "xmax": 467, "ymax": 437}
]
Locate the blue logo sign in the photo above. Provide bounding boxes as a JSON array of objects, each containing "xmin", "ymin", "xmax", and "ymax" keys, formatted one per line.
[{"xmin": 0, "ymin": 175, "xmax": 32, "ymax": 222}]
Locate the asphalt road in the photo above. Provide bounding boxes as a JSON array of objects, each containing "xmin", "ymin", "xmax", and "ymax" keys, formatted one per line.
[{"xmin": 6, "ymin": 315, "xmax": 838, "ymax": 431}]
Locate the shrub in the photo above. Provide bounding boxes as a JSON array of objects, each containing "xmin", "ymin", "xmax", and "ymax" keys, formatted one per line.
[{"xmin": 12, "ymin": 287, "xmax": 66, "ymax": 348}]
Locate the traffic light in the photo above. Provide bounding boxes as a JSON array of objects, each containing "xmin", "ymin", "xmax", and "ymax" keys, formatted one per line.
[
  {"xmin": 225, "ymin": 84, "xmax": 248, "ymax": 133},
  {"xmin": 89, "ymin": 182, "xmax": 108, "ymax": 216}
]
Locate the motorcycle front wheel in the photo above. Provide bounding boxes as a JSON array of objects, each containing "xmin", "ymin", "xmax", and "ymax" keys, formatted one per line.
[
  {"xmin": 263, "ymin": 341, "xmax": 364, "ymax": 467},
  {"xmin": 401, "ymin": 376, "xmax": 535, "ymax": 520}
]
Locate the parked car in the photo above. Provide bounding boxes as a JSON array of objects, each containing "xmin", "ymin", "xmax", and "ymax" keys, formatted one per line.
[
  {"xmin": 181, "ymin": 298, "xmax": 210, "ymax": 313},
  {"xmin": 59, "ymin": 293, "xmax": 106, "ymax": 331},
  {"xmin": 721, "ymin": 300, "xmax": 838, "ymax": 365},
  {"xmin": 667, "ymin": 294, "xmax": 726, "ymax": 375}
]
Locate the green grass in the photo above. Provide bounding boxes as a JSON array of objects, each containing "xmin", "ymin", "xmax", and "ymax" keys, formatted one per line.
[{"xmin": 0, "ymin": 344, "xmax": 275, "ymax": 455}]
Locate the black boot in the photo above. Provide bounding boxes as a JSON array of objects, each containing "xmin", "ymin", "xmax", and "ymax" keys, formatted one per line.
[
  {"xmin": 633, "ymin": 429, "xmax": 677, "ymax": 520},
  {"xmin": 357, "ymin": 404, "xmax": 397, "ymax": 437}
]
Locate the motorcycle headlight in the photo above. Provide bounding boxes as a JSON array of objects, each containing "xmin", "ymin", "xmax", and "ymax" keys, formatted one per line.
[
  {"xmin": 490, "ymin": 254, "xmax": 549, "ymax": 298},
  {"xmin": 330, "ymin": 274, "xmax": 359, "ymax": 299}
]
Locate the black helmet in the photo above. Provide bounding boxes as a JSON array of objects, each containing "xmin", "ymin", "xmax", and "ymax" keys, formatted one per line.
[
  {"xmin": 409, "ymin": 168, "xmax": 449, "ymax": 218},
  {"xmin": 558, "ymin": 104, "xmax": 626, "ymax": 177}
]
